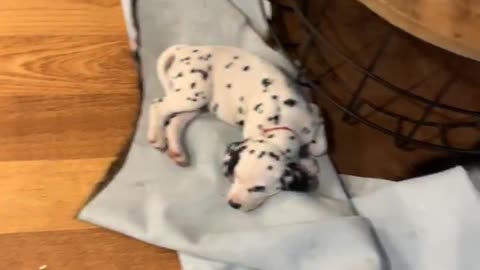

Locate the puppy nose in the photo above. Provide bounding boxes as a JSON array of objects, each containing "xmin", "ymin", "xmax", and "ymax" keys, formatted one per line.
[{"xmin": 228, "ymin": 200, "xmax": 242, "ymax": 209}]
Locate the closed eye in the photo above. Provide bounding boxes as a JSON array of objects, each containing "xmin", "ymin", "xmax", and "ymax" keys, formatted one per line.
[{"xmin": 247, "ymin": 186, "xmax": 266, "ymax": 192}]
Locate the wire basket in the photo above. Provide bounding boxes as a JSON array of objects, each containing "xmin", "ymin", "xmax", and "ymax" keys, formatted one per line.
[{"xmin": 260, "ymin": 0, "xmax": 480, "ymax": 155}]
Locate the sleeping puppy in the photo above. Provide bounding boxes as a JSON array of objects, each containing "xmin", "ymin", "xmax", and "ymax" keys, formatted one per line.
[{"xmin": 148, "ymin": 44, "xmax": 327, "ymax": 211}]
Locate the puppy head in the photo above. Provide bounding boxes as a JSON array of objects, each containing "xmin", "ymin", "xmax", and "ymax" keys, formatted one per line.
[{"xmin": 222, "ymin": 139, "xmax": 317, "ymax": 211}]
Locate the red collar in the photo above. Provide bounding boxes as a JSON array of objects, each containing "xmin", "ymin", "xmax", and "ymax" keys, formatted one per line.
[{"xmin": 262, "ymin": 126, "xmax": 298, "ymax": 139}]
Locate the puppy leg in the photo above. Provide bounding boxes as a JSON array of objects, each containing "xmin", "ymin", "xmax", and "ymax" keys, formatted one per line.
[
  {"xmin": 307, "ymin": 103, "xmax": 327, "ymax": 156},
  {"xmin": 148, "ymin": 94, "xmax": 207, "ymax": 150},
  {"xmin": 308, "ymin": 124, "xmax": 327, "ymax": 156},
  {"xmin": 148, "ymin": 101, "xmax": 167, "ymax": 150},
  {"xmin": 165, "ymin": 111, "xmax": 200, "ymax": 166}
]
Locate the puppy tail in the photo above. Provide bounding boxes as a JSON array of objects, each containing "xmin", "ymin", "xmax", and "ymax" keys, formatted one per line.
[{"xmin": 156, "ymin": 44, "xmax": 188, "ymax": 92}]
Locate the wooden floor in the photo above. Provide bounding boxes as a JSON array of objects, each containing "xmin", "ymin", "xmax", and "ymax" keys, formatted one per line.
[{"xmin": 0, "ymin": 0, "xmax": 180, "ymax": 269}]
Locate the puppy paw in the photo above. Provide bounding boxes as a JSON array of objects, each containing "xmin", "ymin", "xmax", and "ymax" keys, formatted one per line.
[
  {"xmin": 151, "ymin": 140, "xmax": 168, "ymax": 152},
  {"xmin": 148, "ymin": 128, "xmax": 166, "ymax": 148},
  {"xmin": 168, "ymin": 150, "xmax": 189, "ymax": 167},
  {"xmin": 147, "ymin": 130, "xmax": 157, "ymax": 144},
  {"xmin": 175, "ymin": 159, "xmax": 190, "ymax": 167},
  {"xmin": 308, "ymin": 137, "xmax": 327, "ymax": 157},
  {"xmin": 167, "ymin": 150, "xmax": 181, "ymax": 158}
]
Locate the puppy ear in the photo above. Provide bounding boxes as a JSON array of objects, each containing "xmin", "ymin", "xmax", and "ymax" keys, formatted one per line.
[
  {"xmin": 223, "ymin": 140, "xmax": 248, "ymax": 177},
  {"xmin": 280, "ymin": 162, "xmax": 318, "ymax": 192}
]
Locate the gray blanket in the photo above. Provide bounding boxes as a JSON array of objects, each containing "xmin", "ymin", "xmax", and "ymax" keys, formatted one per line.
[{"xmin": 79, "ymin": 1, "xmax": 382, "ymax": 269}]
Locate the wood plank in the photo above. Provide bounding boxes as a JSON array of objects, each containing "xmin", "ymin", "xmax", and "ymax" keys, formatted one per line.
[
  {"xmin": 0, "ymin": 36, "xmax": 137, "ymax": 96},
  {"xmin": 0, "ymin": 0, "xmax": 181, "ymax": 268},
  {"xmin": 0, "ymin": 158, "xmax": 117, "ymax": 233},
  {"xmin": 0, "ymin": 0, "xmax": 128, "ymax": 36},
  {"xmin": 0, "ymin": 228, "xmax": 180, "ymax": 270},
  {"xmin": 0, "ymin": 93, "xmax": 138, "ymax": 161},
  {"xmin": 0, "ymin": 35, "xmax": 139, "ymax": 161}
]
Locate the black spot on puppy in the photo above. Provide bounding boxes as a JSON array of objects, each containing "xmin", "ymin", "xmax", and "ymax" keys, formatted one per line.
[
  {"xmin": 271, "ymin": 95, "xmax": 278, "ymax": 100},
  {"xmin": 225, "ymin": 62, "xmax": 233, "ymax": 69},
  {"xmin": 190, "ymin": 68, "xmax": 208, "ymax": 80},
  {"xmin": 254, "ymin": 103, "xmax": 263, "ymax": 112},
  {"xmin": 289, "ymin": 136, "xmax": 295, "ymax": 140},
  {"xmin": 224, "ymin": 142, "xmax": 247, "ymax": 177},
  {"xmin": 286, "ymin": 149, "xmax": 291, "ymax": 153},
  {"xmin": 239, "ymin": 96, "xmax": 244, "ymax": 102},
  {"xmin": 268, "ymin": 115, "xmax": 280, "ymax": 124},
  {"xmin": 164, "ymin": 119, "xmax": 170, "ymax": 127},
  {"xmin": 175, "ymin": 88, "xmax": 181, "ymax": 92},
  {"xmin": 199, "ymin": 54, "xmax": 212, "ymax": 61},
  {"xmin": 233, "ymin": 56, "xmax": 239, "ymax": 60},
  {"xmin": 180, "ymin": 57, "xmax": 190, "ymax": 62},
  {"xmin": 269, "ymin": 152, "xmax": 280, "ymax": 161},
  {"xmin": 236, "ymin": 120, "xmax": 244, "ymax": 126},
  {"xmin": 274, "ymin": 116, "xmax": 280, "ymax": 124},
  {"xmin": 226, "ymin": 83, "xmax": 232, "ymax": 89},
  {"xmin": 267, "ymin": 165, "xmax": 273, "ymax": 170},
  {"xmin": 280, "ymin": 162, "xmax": 315, "ymax": 192},
  {"xmin": 194, "ymin": 92, "xmax": 201, "ymax": 97},
  {"xmin": 238, "ymin": 107, "xmax": 243, "ymax": 114},
  {"xmin": 191, "ymin": 82, "xmax": 196, "ymax": 89},
  {"xmin": 283, "ymin": 99, "xmax": 297, "ymax": 106},
  {"xmin": 187, "ymin": 97, "xmax": 197, "ymax": 102},
  {"xmin": 261, "ymin": 78, "xmax": 273, "ymax": 87},
  {"xmin": 192, "ymin": 49, "xmax": 199, "ymax": 53},
  {"xmin": 249, "ymin": 149, "xmax": 255, "ymax": 154},
  {"xmin": 267, "ymin": 134, "xmax": 275, "ymax": 139},
  {"xmin": 176, "ymin": 72, "xmax": 183, "ymax": 78},
  {"xmin": 258, "ymin": 151, "xmax": 266, "ymax": 158},
  {"xmin": 257, "ymin": 124, "xmax": 263, "ymax": 130},
  {"xmin": 207, "ymin": 65, "xmax": 212, "ymax": 71},
  {"xmin": 248, "ymin": 186, "xmax": 266, "ymax": 192},
  {"xmin": 242, "ymin": 65, "xmax": 250, "ymax": 71}
]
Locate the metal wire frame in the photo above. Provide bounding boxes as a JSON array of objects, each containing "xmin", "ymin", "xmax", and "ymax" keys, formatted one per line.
[{"xmin": 260, "ymin": 0, "xmax": 480, "ymax": 154}]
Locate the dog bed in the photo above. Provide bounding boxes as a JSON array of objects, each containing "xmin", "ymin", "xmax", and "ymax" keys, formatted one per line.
[{"xmin": 79, "ymin": 1, "xmax": 480, "ymax": 269}]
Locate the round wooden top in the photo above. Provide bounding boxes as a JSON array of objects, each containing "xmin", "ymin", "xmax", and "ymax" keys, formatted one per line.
[{"xmin": 356, "ymin": 0, "xmax": 480, "ymax": 61}]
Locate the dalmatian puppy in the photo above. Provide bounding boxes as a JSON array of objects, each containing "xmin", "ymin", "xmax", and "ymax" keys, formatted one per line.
[{"xmin": 148, "ymin": 44, "xmax": 327, "ymax": 211}]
